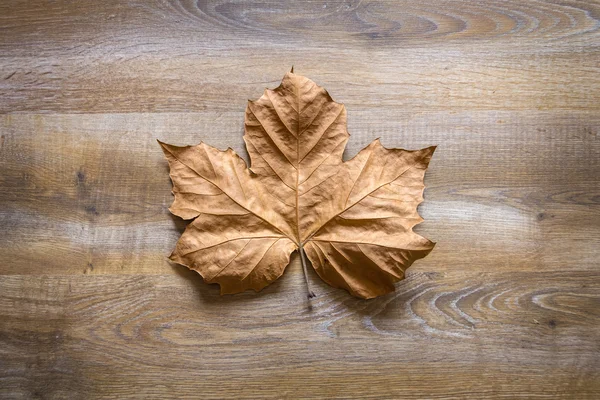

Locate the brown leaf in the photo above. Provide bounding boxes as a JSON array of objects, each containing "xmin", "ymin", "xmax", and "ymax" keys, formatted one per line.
[{"xmin": 159, "ymin": 72, "xmax": 435, "ymax": 299}]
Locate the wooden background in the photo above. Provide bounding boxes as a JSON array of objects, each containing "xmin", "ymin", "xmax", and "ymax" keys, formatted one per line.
[{"xmin": 1, "ymin": 0, "xmax": 599, "ymax": 398}]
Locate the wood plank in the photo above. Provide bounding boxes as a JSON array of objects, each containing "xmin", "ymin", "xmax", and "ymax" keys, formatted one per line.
[
  {"xmin": 1, "ymin": 112, "xmax": 598, "ymax": 275},
  {"xmin": 0, "ymin": 271, "xmax": 599, "ymax": 399},
  {"xmin": 1, "ymin": 51, "xmax": 598, "ymax": 113},
  {"xmin": 3, "ymin": 0, "xmax": 599, "ymax": 55}
]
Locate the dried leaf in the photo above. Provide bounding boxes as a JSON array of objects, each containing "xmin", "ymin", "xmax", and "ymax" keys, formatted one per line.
[{"xmin": 159, "ymin": 72, "xmax": 435, "ymax": 299}]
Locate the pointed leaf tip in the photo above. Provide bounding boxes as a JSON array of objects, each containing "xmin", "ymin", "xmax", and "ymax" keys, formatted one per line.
[
  {"xmin": 157, "ymin": 139, "xmax": 169, "ymax": 151},
  {"xmin": 425, "ymin": 145, "xmax": 438, "ymax": 158}
]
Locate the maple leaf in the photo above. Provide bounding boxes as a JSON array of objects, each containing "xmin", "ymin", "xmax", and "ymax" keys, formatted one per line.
[{"xmin": 158, "ymin": 72, "xmax": 435, "ymax": 299}]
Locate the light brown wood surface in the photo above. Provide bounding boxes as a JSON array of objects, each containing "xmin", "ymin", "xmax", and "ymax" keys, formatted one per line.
[{"xmin": 1, "ymin": 1, "xmax": 599, "ymax": 398}]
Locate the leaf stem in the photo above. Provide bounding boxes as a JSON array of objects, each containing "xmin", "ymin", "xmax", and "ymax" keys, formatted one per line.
[{"xmin": 299, "ymin": 244, "xmax": 316, "ymax": 299}]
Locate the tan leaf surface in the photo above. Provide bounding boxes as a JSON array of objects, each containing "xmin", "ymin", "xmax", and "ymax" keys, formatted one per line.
[{"xmin": 159, "ymin": 72, "xmax": 435, "ymax": 299}]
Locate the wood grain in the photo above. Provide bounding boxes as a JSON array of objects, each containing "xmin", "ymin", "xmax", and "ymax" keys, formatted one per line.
[{"xmin": 1, "ymin": 0, "xmax": 599, "ymax": 398}]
